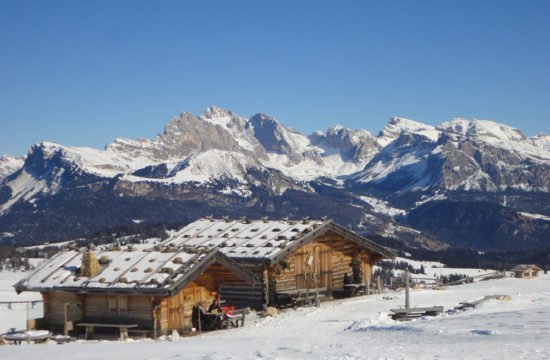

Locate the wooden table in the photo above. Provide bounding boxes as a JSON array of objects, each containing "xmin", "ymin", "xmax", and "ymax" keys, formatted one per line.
[{"xmin": 77, "ymin": 323, "xmax": 138, "ymax": 341}]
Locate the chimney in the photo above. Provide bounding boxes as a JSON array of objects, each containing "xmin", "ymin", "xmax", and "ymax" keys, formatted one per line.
[{"xmin": 81, "ymin": 247, "xmax": 100, "ymax": 277}]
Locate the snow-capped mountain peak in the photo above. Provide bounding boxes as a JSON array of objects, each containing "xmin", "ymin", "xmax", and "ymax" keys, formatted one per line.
[
  {"xmin": 438, "ymin": 118, "xmax": 549, "ymax": 161},
  {"xmin": 438, "ymin": 118, "xmax": 525, "ymax": 142},
  {"xmin": 377, "ymin": 116, "xmax": 440, "ymax": 146},
  {"xmin": 203, "ymin": 106, "xmax": 235, "ymax": 120},
  {"xmin": 0, "ymin": 155, "xmax": 25, "ymax": 182},
  {"xmin": 1, "ymin": 107, "xmax": 549, "ymax": 220}
]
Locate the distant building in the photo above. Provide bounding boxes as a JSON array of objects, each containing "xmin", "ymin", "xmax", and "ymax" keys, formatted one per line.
[{"xmin": 510, "ymin": 264, "xmax": 542, "ymax": 279}]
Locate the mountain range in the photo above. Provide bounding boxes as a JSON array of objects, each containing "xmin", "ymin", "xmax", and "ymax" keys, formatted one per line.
[{"xmin": 1, "ymin": 107, "xmax": 549, "ymax": 251}]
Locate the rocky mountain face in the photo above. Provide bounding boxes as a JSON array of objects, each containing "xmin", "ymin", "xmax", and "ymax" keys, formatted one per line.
[
  {"xmin": 350, "ymin": 118, "xmax": 550, "ymax": 194},
  {"xmin": 0, "ymin": 107, "xmax": 548, "ymax": 251}
]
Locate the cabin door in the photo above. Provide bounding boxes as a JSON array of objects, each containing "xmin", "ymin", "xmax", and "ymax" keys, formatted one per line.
[
  {"xmin": 167, "ymin": 292, "xmax": 185, "ymax": 332},
  {"xmin": 295, "ymin": 244, "xmax": 332, "ymax": 290},
  {"xmin": 166, "ymin": 284, "xmax": 210, "ymax": 332}
]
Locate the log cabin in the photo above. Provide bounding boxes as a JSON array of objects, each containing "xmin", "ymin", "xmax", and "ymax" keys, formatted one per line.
[
  {"xmin": 14, "ymin": 248, "xmax": 258, "ymax": 336},
  {"xmin": 160, "ymin": 218, "xmax": 395, "ymax": 308},
  {"xmin": 14, "ymin": 218, "xmax": 394, "ymax": 337},
  {"xmin": 510, "ymin": 264, "xmax": 542, "ymax": 279}
]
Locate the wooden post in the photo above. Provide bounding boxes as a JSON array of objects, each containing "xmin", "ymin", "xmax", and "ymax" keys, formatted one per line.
[
  {"xmin": 366, "ymin": 279, "xmax": 371, "ymax": 296},
  {"xmin": 153, "ymin": 304, "xmax": 158, "ymax": 339},
  {"xmin": 198, "ymin": 304, "xmax": 202, "ymax": 334},
  {"xmin": 405, "ymin": 271, "xmax": 410, "ymax": 310},
  {"xmin": 263, "ymin": 268, "xmax": 269, "ymax": 309},
  {"xmin": 376, "ymin": 276, "xmax": 382, "ymax": 294},
  {"xmin": 64, "ymin": 303, "xmax": 68, "ymax": 336},
  {"xmin": 26, "ymin": 302, "xmax": 29, "ymax": 331},
  {"xmin": 314, "ymin": 273, "xmax": 320, "ymax": 307}
]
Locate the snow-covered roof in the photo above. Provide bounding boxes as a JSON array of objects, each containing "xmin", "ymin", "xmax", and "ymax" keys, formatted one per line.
[
  {"xmin": 161, "ymin": 218, "xmax": 395, "ymax": 263},
  {"xmin": 15, "ymin": 248, "xmax": 258, "ymax": 295}
]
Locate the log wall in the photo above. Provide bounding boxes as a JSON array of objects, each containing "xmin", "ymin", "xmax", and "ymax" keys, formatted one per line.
[
  {"xmin": 42, "ymin": 291, "xmax": 154, "ymax": 330},
  {"xmin": 84, "ymin": 294, "xmax": 153, "ymax": 328},
  {"xmin": 42, "ymin": 292, "xmax": 83, "ymax": 327},
  {"xmin": 270, "ymin": 231, "xmax": 381, "ymax": 296},
  {"xmin": 157, "ymin": 262, "xmax": 251, "ymax": 335},
  {"xmin": 157, "ymin": 281, "xmax": 214, "ymax": 335}
]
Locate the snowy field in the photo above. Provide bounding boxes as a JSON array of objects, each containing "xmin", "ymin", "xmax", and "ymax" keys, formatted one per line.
[
  {"xmin": 383, "ymin": 257, "xmax": 500, "ymax": 280},
  {"xmin": 1, "ymin": 271, "xmax": 550, "ymax": 359}
]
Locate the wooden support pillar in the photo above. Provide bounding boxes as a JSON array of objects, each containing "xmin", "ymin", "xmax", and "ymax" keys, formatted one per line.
[
  {"xmin": 64, "ymin": 303, "xmax": 68, "ymax": 336},
  {"xmin": 152, "ymin": 303, "xmax": 158, "ymax": 339},
  {"xmin": 405, "ymin": 271, "xmax": 410, "ymax": 310},
  {"xmin": 263, "ymin": 268, "xmax": 269, "ymax": 309},
  {"xmin": 365, "ymin": 278, "xmax": 370, "ymax": 295}
]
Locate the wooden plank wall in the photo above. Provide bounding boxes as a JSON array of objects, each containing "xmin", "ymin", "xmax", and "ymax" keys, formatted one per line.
[
  {"xmin": 271, "ymin": 231, "xmax": 380, "ymax": 295},
  {"xmin": 42, "ymin": 291, "xmax": 155, "ymax": 330},
  {"xmin": 219, "ymin": 283, "xmax": 264, "ymax": 310},
  {"xmin": 157, "ymin": 262, "xmax": 250, "ymax": 335},
  {"xmin": 84, "ymin": 294, "xmax": 153, "ymax": 327},
  {"xmin": 158, "ymin": 281, "xmax": 214, "ymax": 334},
  {"xmin": 42, "ymin": 292, "xmax": 83, "ymax": 327}
]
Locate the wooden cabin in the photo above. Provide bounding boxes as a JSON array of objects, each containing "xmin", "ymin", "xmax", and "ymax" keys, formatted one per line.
[
  {"xmin": 15, "ymin": 248, "xmax": 258, "ymax": 337},
  {"xmin": 161, "ymin": 218, "xmax": 395, "ymax": 308},
  {"xmin": 510, "ymin": 264, "xmax": 542, "ymax": 279},
  {"xmin": 14, "ymin": 218, "xmax": 395, "ymax": 338}
]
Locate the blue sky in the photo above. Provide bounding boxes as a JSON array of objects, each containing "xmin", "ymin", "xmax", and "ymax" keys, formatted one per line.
[{"xmin": 1, "ymin": 0, "xmax": 549, "ymax": 156}]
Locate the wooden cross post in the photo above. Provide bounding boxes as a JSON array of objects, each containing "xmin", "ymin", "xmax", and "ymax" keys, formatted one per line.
[
  {"xmin": 63, "ymin": 303, "xmax": 71, "ymax": 336},
  {"xmin": 201, "ymin": 302, "xmax": 202, "ymax": 334},
  {"xmin": 405, "ymin": 271, "xmax": 410, "ymax": 310}
]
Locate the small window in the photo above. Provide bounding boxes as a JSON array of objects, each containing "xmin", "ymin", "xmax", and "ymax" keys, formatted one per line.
[
  {"xmin": 108, "ymin": 295, "xmax": 127, "ymax": 313},
  {"xmin": 108, "ymin": 296, "xmax": 117, "ymax": 312}
]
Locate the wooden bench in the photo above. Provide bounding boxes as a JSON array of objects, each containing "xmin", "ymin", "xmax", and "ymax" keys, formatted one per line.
[
  {"xmin": 77, "ymin": 323, "xmax": 138, "ymax": 341},
  {"xmin": 390, "ymin": 306, "xmax": 444, "ymax": 320},
  {"xmin": 276, "ymin": 287, "xmax": 327, "ymax": 307}
]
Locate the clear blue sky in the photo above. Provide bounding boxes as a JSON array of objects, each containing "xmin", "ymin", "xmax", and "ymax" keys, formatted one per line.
[{"xmin": 1, "ymin": 0, "xmax": 549, "ymax": 156}]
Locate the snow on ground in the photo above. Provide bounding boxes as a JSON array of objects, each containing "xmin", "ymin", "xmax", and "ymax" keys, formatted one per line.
[
  {"xmin": 383, "ymin": 257, "xmax": 498, "ymax": 280},
  {"xmin": 1, "ymin": 271, "xmax": 549, "ymax": 359},
  {"xmin": 22, "ymin": 237, "xmax": 162, "ymax": 252},
  {"xmin": 518, "ymin": 212, "xmax": 550, "ymax": 222},
  {"xmin": 23, "ymin": 239, "xmax": 83, "ymax": 250},
  {"xmin": 359, "ymin": 196, "xmax": 406, "ymax": 217}
]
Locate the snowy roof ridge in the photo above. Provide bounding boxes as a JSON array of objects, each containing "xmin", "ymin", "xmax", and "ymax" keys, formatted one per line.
[{"xmin": 161, "ymin": 217, "xmax": 395, "ymax": 263}]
